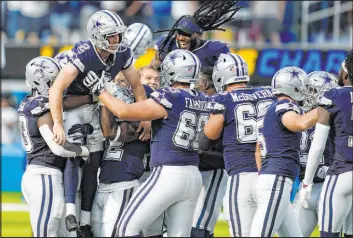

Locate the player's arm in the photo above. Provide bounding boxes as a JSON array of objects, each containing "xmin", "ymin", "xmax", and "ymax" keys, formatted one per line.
[
  {"xmin": 281, "ymin": 107, "xmax": 324, "ymax": 132},
  {"xmin": 49, "ymin": 62, "xmax": 78, "ymax": 145},
  {"xmin": 63, "ymin": 95, "xmax": 95, "ymax": 111},
  {"xmin": 303, "ymin": 107, "xmax": 331, "ymax": 185},
  {"xmin": 37, "ymin": 111, "xmax": 89, "ymax": 157},
  {"xmin": 122, "ymin": 64, "xmax": 147, "ymax": 102},
  {"xmin": 204, "ymin": 113, "xmax": 224, "ymax": 140},
  {"xmin": 99, "ymin": 91, "xmax": 167, "ymax": 121},
  {"xmin": 100, "ymin": 105, "xmax": 140, "ymax": 143}
]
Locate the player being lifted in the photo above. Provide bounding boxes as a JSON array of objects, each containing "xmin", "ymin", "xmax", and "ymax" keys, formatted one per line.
[
  {"xmin": 191, "ymin": 68, "xmax": 228, "ymax": 238},
  {"xmin": 19, "ymin": 56, "xmax": 90, "ymax": 237},
  {"xmin": 151, "ymin": 0, "xmax": 242, "ymax": 70},
  {"xmin": 292, "ymin": 71, "xmax": 338, "ymax": 237},
  {"xmin": 199, "ymin": 53, "xmax": 276, "ymax": 237},
  {"xmin": 49, "ymin": 9, "xmax": 149, "ymax": 236},
  {"xmin": 300, "ymin": 51, "xmax": 353, "ymax": 237},
  {"xmin": 251, "ymin": 66, "xmax": 325, "ymax": 237},
  {"xmin": 83, "ymin": 49, "xmax": 209, "ymax": 237}
]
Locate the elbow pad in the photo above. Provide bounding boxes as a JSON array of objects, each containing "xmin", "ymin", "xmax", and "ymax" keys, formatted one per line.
[
  {"xmin": 303, "ymin": 123, "xmax": 330, "ymax": 185},
  {"xmin": 198, "ymin": 129, "xmax": 216, "ymax": 151}
]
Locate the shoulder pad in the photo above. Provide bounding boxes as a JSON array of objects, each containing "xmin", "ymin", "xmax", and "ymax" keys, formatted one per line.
[
  {"xmin": 150, "ymin": 89, "xmax": 173, "ymax": 109},
  {"xmin": 275, "ymin": 101, "xmax": 300, "ymax": 114},
  {"xmin": 29, "ymin": 96, "xmax": 50, "ymax": 116}
]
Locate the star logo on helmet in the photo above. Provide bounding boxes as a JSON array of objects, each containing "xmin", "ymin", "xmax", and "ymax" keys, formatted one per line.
[
  {"xmin": 319, "ymin": 73, "xmax": 332, "ymax": 84},
  {"xmin": 168, "ymin": 52, "xmax": 181, "ymax": 65},
  {"xmin": 33, "ymin": 60, "xmax": 50, "ymax": 77},
  {"xmin": 286, "ymin": 69, "xmax": 302, "ymax": 80},
  {"xmin": 92, "ymin": 19, "xmax": 103, "ymax": 30}
]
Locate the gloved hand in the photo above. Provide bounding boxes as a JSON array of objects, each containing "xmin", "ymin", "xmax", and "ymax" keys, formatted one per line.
[
  {"xmin": 68, "ymin": 124, "xmax": 94, "ymax": 141},
  {"xmin": 300, "ymin": 183, "xmax": 313, "ymax": 209},
  {"xmin": 83, "ymin": 71, "xmax": 106, "ymax": 96},
  {"xmin": 87, "ymin": 124, "xmax": 106, "ymax": 144}
]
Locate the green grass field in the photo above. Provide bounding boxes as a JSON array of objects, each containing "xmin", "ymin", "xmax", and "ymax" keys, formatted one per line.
[{"xmin": 1, "ymin": 192, "xmax": 320, "ymax": 237}]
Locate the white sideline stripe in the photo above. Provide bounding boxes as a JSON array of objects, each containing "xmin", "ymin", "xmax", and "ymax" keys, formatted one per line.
[{"xmin": 1, "ymin": 203, "xmax": 227, "ymax": 221}]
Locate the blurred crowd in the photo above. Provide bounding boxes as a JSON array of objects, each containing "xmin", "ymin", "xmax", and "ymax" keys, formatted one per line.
[{"xmin": 1, "ymin": 1, "xmax": 352, "ymax": 48}]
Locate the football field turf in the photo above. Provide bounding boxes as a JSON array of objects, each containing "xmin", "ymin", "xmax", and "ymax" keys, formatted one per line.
[{"xmin": 1, "ymin": 192, "xmax": 320, "ymax": 237}]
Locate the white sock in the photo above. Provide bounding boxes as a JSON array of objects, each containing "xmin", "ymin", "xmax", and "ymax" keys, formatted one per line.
[
  {"xmin": 66, "ymin": 203, "xmax": 76, "ymax": 217},
  {"xmin": 80, "ymin": 210, "xmax": 91, "ymax": 226}
]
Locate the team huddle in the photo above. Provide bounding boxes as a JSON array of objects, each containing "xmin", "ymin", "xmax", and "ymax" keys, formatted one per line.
[{"xmin": 18, "ymin": 0, "xmax": 353, "ymax": 237}]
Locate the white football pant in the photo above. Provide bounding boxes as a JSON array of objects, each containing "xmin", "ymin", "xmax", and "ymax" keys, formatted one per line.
[
  {"xmin": 223, "ymin": 172, "xmax": 257, "ymax": 237},
  {"xmin": 292, "ymin": 182, "xmax": 323, "ymax": 236},
  {"xmin": 319, "ymin": 172, "xmax": 353, "ymax": 235},
  {"xmin": 193, "ymin": 169, "xmax": 227, "ymax": 234},
  {"xmin": 21, "ymin": 165, "xmax": 64, "ymax": 237},
  {"xmin": 250, "ymin": 174, "xmax": 303, "ymax": 237},
  {"xmin": 64, "ymin": 104, "xmax": 103, "ymax": 152},
  {"xmin": 115, "ymin": 165, "xmax": 202, "ymax": 237},
  {"xmin": 91, "ymin": 180, "xmax": 138, "ymax": 237}
]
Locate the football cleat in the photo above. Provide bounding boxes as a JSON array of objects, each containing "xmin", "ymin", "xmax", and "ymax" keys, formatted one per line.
[
  {"xmin": 65, "ymin": 215, "xmax": 79, "ymax": 232},
  {"xmin": 79, "ymin": 224, "xmax": 94, "ymax": 238}
]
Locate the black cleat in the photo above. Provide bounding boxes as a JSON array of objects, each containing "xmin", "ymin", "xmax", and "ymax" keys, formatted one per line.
[
  {"xmin": 79, "ymin": 224, "xmax": 94, "ymax": 238},
  {"xmin": 65, "ymin": 215, "xmax": 79, "ymax": 232}
]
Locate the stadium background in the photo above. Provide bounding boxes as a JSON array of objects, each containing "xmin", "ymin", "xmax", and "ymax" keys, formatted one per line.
[{"xmin": 1, "ymin": 1, "xmax": 351, "ymax": 237}]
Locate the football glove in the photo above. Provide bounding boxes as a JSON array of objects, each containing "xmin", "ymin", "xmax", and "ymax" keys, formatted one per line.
[
  {"xmin": 68, "ymin": 123, "xmax": 94, "ymax": 141},
  {"xmin": 87, "ymin": 124, "xmax": 106, "ymax": 144},
  {"xmin": 83, "ymin": 71, "xmax": 106, "ymax": 96},
  {"xmin": 300, "ymin": 183, "xmax": 313, "ymax": 209}
]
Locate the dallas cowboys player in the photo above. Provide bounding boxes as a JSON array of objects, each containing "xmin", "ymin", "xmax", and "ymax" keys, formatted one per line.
[
  {"xmin": 85, "ymin": 49, "xmax": 208, "ymax": 237},
  {"xmin": 250, "ymin": 66, "xmax": 323, "ymax": 237},
  {"xmin": 291, "ymin": 71, "xmax": 338, "ymax": 237},
  {"xmin": 191, "ymin": 67, "xmax": 228, "ymax": 238},
  {"xmin": 19, "ymin": 56, "xmax": 90, "ymax": 237},
  {"xmin": 199, "ymin": 53, "xmax": 276, "ymax": 237},
  {"xmin": 300, "ymin": 51, "xmax": 353, "ymax": 237},
  {"xmin": 89, "ymin": 80, "xmax": 153, "ymax": 237},
  {"xmin": 49, "ymin": 10, "xmax": 149, "ymax": 234},
  {"xmin": 152, "ymin": 0, "xmax": 241, "ymax": 69}
]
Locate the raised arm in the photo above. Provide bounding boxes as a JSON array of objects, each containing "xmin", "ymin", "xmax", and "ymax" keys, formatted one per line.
[
  {"xmin": 37, "ymin": 112, "xmax": 89, "ymax": 158},
  {"xmin": 49, "ymin": 62, "xmax": 78, "ymax": 145},
  {"xmin": 122, "ymin": 64, "xmax": 147, "ymax": 102}
]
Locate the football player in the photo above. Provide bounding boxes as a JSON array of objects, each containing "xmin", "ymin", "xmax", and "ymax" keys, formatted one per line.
[
  {"xmin": 83, "ymin": 49, "xmax": 208, "ymax": 237},
  {"xmin": 89, "ymin": 79, "xmax": 153, "ymax": 237},
  {"xmin": 250, "ymin": 66, "xmax": 323, "ymax": 237},
  {"xmin": 151, "ymin": 0, "xmax": 241, "ymax": 69},
  {"xmin": 291, "ymin": 71, "xmax": 338, "ymax": 237},
  {"xmin": 49, "ymin": 10, "xmax": 149, "ymax": 235},
  {"xmin": 191, "ymin": 67, "xmax": 228, "ymax": 238},
  {"xmin": 199, "ymin": 53, "xmax": 276, "ymax": 237},
  {"xmin": 139, "ymin": 66, "xmax": 161, "ymax": 91},
  {"xmin": 19, "ymin": 56, "xmax": 90, "ymax": 237},
  {"xmin": 300, "ymin": 51, "xmax": 353, "ymax": 237}
]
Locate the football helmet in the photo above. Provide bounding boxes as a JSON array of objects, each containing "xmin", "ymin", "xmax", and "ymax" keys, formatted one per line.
[
  {"xmin": 271, "ymin": 66, "xmax": 308, "ymax": 102},
  {"xmin": 160, "ymin": 49, "xmax": 201, "ymax": 86},
  {"xmin": 25, "ymin": 56, "xmax": 61, "ymax": 96},
  {"xmin": 303, "ymin": 71, "xmax": 338, "ymax": 111},
  {"xmin": 212, "ymin": 53, "xmax": 249, "ymax": 92},
  {"xmin": 123, "ymin": 23, "xmax": 153, "ymax": 59},
  {"xmin": 115, "ymin": 78, "xmax": 135, "ymax": 104},
  {"xmin": 86, "ymin": 10, "xmax": 127, "ymax": 53}
]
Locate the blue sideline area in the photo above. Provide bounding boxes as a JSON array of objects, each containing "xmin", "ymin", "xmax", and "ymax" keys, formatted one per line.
[{"xmin": 1, "ymin": 143, "xmax": 26, "ymax": 192}]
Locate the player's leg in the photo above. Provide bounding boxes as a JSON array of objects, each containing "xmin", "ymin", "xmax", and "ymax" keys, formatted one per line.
[
  {"xmin": 192, "ymin": 169, "xmax": 227, "ymax": 237},
  {"xmin": 223, "ymin": 172, "xmax": 257, "ymax": 237},
  {"xmin": 91, "ymin": 191, "xmax": 103, "ymax": 237},
  {"xmin": 250, "ymin": 174, "xmax": 296, "ymax": 237},
  {"xmin": 22, "ymin": 166, "xmax": 65, "ymax": 237},
  {"xmin": 277, "ymin": 203, "xmax": 304, "ymax": 237},
  {"xmin": 142, "ymin": 213, "xmax": 165, "ymax": 237},
  {"xmin": 80, "ymin": 109, "xmax": 103, "ymax": 234},
  {"xmin": 115, "ymin": 166, "xmax": 202, "ymax": 237},
  {"xmin": 290, "ymin": 182, "xmax": 322, "ymax": 237},
  {"xmin": 101, "ymin": 182, "xmax": 136, "ymax": 237},
  {"xmin": 319, "ymin": 172, "xmax": 353, "ymax": 237}
]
